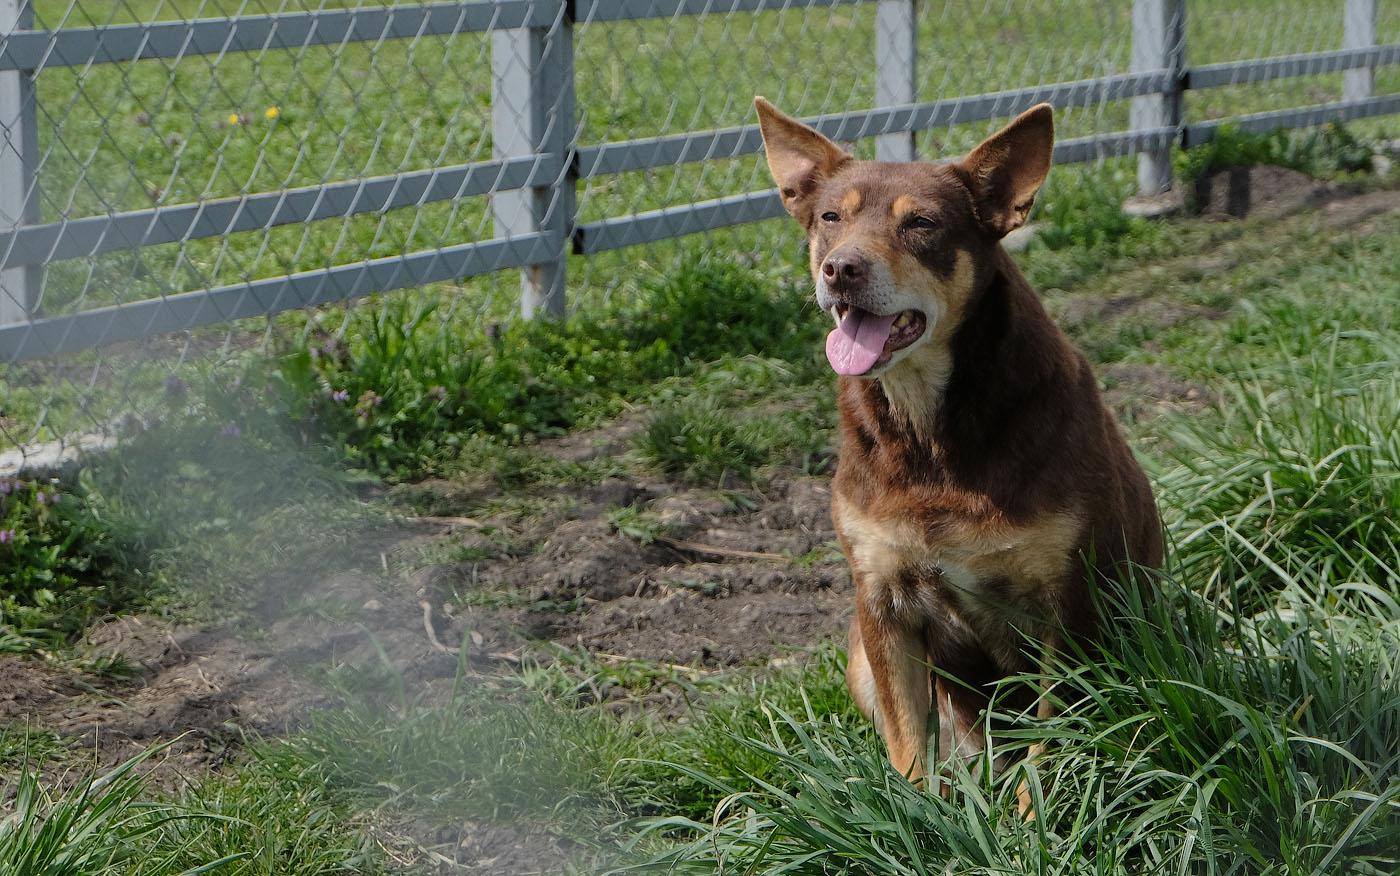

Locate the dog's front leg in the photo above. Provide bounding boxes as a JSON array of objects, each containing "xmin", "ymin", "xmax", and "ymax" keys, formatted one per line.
[
  {"xmin": 855, "ymin": 600, "xmax": 931, "ymax": 782},
  {"xmin": 1017, "ymin": 632, "xmax": 1061, "ymax": 819}
]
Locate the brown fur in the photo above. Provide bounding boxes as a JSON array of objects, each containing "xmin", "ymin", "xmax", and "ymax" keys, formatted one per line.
[{"xmin": 754, "ymin": 97, "xmax": 1163, "ymax": 790}]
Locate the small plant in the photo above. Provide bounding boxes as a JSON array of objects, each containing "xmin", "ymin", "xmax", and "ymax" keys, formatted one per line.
[
  {"xmin": 607, "ymin": 505, "xmax": 674, "ymax": 545},
  {"xmin": 0, "ymin": 742, "xmax": 382, "ymax": 874},
  {"xmin": 636, "ymin": 401, "xmax": 769, "ymax": 486},
  {"xmin": 0, "ymin": 474, "xmax": 150, "ymax": 650}
]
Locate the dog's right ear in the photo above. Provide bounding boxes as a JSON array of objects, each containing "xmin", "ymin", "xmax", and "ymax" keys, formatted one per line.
[{"xmin": 755, "ymin": 96, "xmax": 849, "ymax": 221}]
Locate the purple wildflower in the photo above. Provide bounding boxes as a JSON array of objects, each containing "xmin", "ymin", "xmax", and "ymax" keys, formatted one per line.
[
  {"xmin": 331, "ymin": 389, "xmax": 349, "ymax": 403},
  {"xmin": 0, "ymin": 529, "xmax": 14, "ymax": 545},
  {"xmin": 35, "ymin": 492, "xmax": 46, "ymax": 505},
  {"xmin": 0, "ymin": 479, "xmax": 14, "ymax": 495}
]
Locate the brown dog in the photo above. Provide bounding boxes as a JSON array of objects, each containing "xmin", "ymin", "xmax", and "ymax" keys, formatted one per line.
[{"xmin": 754, "ymin": 97, "xmax": 1163, "ymax": 790}]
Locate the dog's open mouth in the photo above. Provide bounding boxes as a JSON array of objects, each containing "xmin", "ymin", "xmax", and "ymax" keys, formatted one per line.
[{"xmin": 825, "ymin": 304, "xmax": 927, "ymax": 376}]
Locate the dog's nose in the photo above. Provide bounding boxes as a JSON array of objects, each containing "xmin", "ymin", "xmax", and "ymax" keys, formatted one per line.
[{"xmin": 821, "ymin": 252, "xmax": 869, "ymax": 293}]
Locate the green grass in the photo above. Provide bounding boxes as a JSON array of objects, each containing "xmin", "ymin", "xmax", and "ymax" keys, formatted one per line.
[
  {"xmin": 619, "ymin": 591, "xmax": 1398, "ymax": 874},
  {"xmin": 1160, "ymin": 349, "xmax": 1400, "ymax": 621},
  {"xmin": 0, "ymin": 743, "xmax": 383, "ymax": 874},
  {"xmin": 267, "ymin": 251, "xmax": 820, "ymax": 477}
]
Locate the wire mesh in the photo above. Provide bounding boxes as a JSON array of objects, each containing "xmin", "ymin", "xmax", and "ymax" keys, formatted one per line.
[{"xmin": 0, "ymin": 0, "xmax": 1395, "ymax": 465}]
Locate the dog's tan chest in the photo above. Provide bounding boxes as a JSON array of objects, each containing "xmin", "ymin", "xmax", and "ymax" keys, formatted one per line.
[{"xmin": 833, "ymin": 493, "xmax": 1082, "ymax": 630}]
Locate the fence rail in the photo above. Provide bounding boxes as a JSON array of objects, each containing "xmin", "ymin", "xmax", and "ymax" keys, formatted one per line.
[{"xmin": 0, "ymin": 0, "xmax": 1397, "ymax": 369}]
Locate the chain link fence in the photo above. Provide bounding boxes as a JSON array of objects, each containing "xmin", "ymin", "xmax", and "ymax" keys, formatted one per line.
[{"xmin": 0, "ymin": 0, "xmax": 1396, "ymax": 465}]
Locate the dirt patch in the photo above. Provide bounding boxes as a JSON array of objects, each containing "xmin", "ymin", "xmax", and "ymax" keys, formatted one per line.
[
  {"xmin": 1100, "ymin": 363, "xmax": 1211, "ymax": 420},
  {"xmin": 1192, "ymin": 165, "xmax": 1339, "ymax": 219},
  {"xmin": 376, "ymin": 817, "xmax": 589, "ymax": 875},
  {"xmin": 0, "ymin": 530, "xmax": 464, "ymax": 788},
  {"xmin": 423, "ymin": 473, "xmax": 849, "ymax": 667},
  {"xmin": 0, "ymin": 466, "xmax": 849, "ymax": 778}
]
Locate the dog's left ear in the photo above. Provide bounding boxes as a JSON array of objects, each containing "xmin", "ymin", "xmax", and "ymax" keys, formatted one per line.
[
  {"xmin": 960, "ymin": 103, "xmax": 1054, "ymax": 237},
  {"xmin": 754, "ymin": 96, "xmax": 850, "ymax": 222}
]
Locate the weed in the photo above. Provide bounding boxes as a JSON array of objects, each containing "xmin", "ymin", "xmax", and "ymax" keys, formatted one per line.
[
  {"xmin": 608, "ymin": 505, "xmax": 675, "ymax": 546},
  {"xmin": 0, "ymin": 473, "xmax": 154, "ymax": 651},
  {"xmin": 636, "ymin": 401, "xmax": 770, "ymax": 486}
]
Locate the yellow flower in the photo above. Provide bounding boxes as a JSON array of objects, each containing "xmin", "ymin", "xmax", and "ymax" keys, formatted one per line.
[
  {"xmin": 226, "ymin": 112, "xmax": 240, "ymax": 126},
  {"xmin": 265, "ymin": 106, "xmax": 281, "ymax": 121}
]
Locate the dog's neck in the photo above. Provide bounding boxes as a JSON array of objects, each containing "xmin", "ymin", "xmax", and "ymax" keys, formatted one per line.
[
  {"xmin": 845, "ymin": 249, "xmax": 1069, "ymax": 459},
  {"xmin": 876, "ymin": 344, "xmax": 953, "ymax": 438}
]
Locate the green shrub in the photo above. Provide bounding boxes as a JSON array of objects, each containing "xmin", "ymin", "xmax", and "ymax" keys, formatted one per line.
[{"xmin": 1176, "ymin": 121, "xmax": 1377, "ymax": 186}]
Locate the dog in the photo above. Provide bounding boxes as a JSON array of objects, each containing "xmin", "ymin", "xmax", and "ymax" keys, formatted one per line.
[{"xmin": 753, "ymin": 97, "xmax": 1163, "ymax": 798}]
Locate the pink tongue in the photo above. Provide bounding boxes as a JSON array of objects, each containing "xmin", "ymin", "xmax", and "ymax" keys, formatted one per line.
[{"xmin": 825, "ymin": 308, "xmax": 898, "ymax": 375}]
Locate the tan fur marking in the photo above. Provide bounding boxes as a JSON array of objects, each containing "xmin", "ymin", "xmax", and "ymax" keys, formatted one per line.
[
  {"xmin": 891, "ymin": 194, "xmax": 918, "ymax": 220},
  {"xmin": 841, "ymin": 188, "xmax": 863, "ymax": 215},
  {"xmin": 880, "ymin": 250, "xmax": 976, "ymax": 432},
  {"xmin": 834, "ymin": 492, "xmax": 1083, "ymax": 628}
]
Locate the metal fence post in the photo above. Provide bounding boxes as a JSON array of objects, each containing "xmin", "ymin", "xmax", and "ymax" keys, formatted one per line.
[
  {"xmin": 0, "ymin": 0, "xmax": 39, "ymax": 326},
  {"xmin": 1343, "ymin": 0, "xmax": 1376, "ymax": 102},
  {"xmin": 491, "ymin": 1, "xmax": 574, "ymax": 319},
  {"xmin": 874, "ymin": 0, "xmax": 917, "ymax": 162},
  {"xmin": 1129, "ymin": 0, "xmax": 1185, "ymax": 197}
]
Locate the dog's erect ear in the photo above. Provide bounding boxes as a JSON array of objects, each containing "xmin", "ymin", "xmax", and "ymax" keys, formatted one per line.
[
  {"xmin": 960, "ymin": 103, "xmax": 1054, "ymax": 237},
  {"xmin": 754, "ymin": 96, "xmax": 849, "ymax": 221}
]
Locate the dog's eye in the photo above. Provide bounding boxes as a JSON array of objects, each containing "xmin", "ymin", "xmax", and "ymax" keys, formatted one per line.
[
  {"xmin": 820, "ymin": 211, "xmax": 841, "ymax": 223},
  {"xmin": 907, "ymin": 215, "xmax": 937, "ymax": 230}
]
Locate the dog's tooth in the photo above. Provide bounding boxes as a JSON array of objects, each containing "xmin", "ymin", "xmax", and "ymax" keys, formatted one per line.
[{"xmin": 894, "ymin": 312, "xmax": 910, "ymax": 328}]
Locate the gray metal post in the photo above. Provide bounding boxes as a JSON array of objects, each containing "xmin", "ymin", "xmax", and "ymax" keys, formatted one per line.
[
  {"xmin": 0, "ymin": 0, "xmax": 39, "ymax": 326},
  {"xmin": 874, "ymin": 0, "xmax": 917, "ymax": 162},
  {"xmin": 491, "ymin": 5, "xmax": 574, "ymax": 319},
  {"xmin": 1129, "ymin": 0, "xmax": 1185, "ymax": 196},
  {"xmin": 1343, "ymin": 0, "xmax": 1376, "ymax": 102}
]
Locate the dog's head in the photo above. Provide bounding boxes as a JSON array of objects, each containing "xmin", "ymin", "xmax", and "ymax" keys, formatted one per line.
[{"xmin": 755, "ymin": 97, "xmax": 1054, "ymax": 379}]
